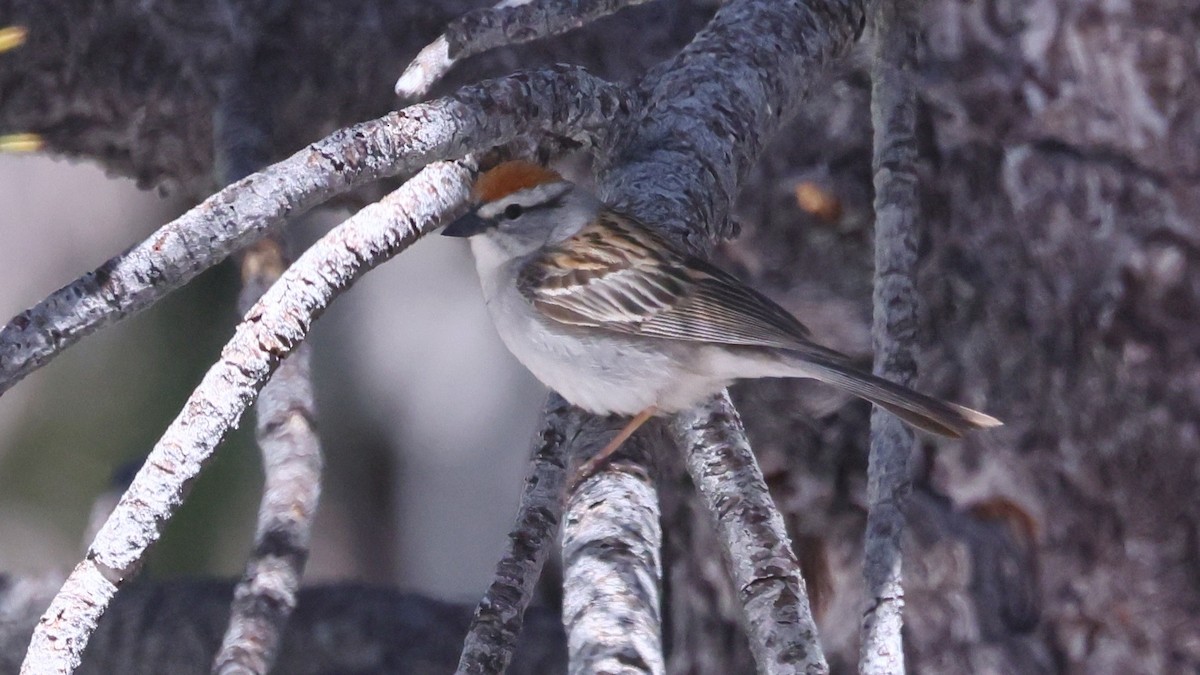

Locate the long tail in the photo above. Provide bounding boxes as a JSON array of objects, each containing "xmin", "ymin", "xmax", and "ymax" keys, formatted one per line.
[{"xmin": 784, "ymin": 351, "xmax": 1002, "ymax": 438}]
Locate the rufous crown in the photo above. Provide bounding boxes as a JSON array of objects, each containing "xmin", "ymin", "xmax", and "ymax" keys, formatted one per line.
[{"xmin": 473, "ymin": 161, "xmax": 564, "ymax": 203}]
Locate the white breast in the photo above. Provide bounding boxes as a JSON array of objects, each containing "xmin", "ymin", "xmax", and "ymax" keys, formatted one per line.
[{"xmin": 470, "ymin": 238, "xmax": 727, "ymax": 415}]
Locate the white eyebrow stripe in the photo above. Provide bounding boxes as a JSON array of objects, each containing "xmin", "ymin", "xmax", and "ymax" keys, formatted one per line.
[{"xmin": 477, "ymin": 181, "xmax": 573, "ymax": 219}]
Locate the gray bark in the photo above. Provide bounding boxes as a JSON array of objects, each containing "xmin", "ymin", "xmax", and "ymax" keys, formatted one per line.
[
  {"xmin": 671, "ymin": 393, "xmax": 826, "ymax": 673},
  {"xmin": 3, "ymin": 0, "xmax": 1198, "ymax": 673},
  {"xmin": 0, "ymin": 66, "xmax": 626, "ymax": 397},
  {"xmin": 455, "ymin": 395, "xmax": 573, "ymax": 675},
  {"xmin": 20, "ymin": 160, "xmax": 480, "ymax": 673},
  {"xmin": 859, "ymin": 0, "xmax": 919, "ymax": 672},
  {"xmin": 397, "ymin": 0, "xmax": 656, "ymax": 99},
  {"xmin": 562, "ymin": 427, "xmax": 665, "ymax": 675}
]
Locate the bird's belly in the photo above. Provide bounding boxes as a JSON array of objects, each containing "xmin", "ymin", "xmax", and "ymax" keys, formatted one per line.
[{"xmin": 489, "ymin": 299, "xmax": 718, "ymax": 415}]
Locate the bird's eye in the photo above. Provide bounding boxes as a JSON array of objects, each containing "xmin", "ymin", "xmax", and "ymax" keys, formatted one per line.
[{"xmin": 503, "ymin": 204, "xmax": 523, "ymax": 220}]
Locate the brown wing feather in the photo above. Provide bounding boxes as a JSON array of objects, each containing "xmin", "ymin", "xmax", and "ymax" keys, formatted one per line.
[{"xmin": 517, "ymin": 213, "xmax": 825, "ymax": 352}]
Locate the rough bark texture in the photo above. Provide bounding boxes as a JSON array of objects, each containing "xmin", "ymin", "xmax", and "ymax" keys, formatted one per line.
[
  {"xmin": 671, "ymin": 393, "xmax": 826, "ymax": 673},
  {"xmin": 456, "ymin": 395, "xmax": 573, "ymax": 675},
  {"xmin": 726, "ymin": 1, "xmax": 1200, "ymax": 672},
  {"xmin": 3, "ymin": 0, "xmax": 1199, "ymax": 672},
  {"xmin": 859, "ymin": 0, "xmax": 919, "ymax": 671},
  {"xmin": 0, "ymin": 65, "xmax": 627, "ymax": 396},
  {"xmin": 397, "ymin": 0, "xmax": 656, "ymax": 98},
  {"xmin": 561, "ymin": 425, "xmax": 665, "ymax": 675}
]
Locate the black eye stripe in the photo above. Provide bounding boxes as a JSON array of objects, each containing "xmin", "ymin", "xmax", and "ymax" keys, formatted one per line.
[{"xmin": 504, "ymin": 204, "xmax": 523, "ymax": 219}]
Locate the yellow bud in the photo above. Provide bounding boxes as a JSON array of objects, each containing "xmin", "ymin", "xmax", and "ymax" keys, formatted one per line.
[
  {"xmin": 0, "ymin": 26, "xmax": 28, "ymax": 53},
  {"xmin": 0, "ymin": 133, "xmax": 44, "ymax": 153}
]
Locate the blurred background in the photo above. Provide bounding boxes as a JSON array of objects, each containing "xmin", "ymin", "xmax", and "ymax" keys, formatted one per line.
[
  {"xmin": 2, "ymin": 0, "xmax": 1198, "ymax": 671},
  {"xmin": 0, "ymin": 152, "xmax": 548, "ymax": 602}
]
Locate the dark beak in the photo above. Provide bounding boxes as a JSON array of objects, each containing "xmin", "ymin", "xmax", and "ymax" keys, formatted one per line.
[{"xmin": 441, "ymin": 212, "xmax": 490, "ymax": 238}]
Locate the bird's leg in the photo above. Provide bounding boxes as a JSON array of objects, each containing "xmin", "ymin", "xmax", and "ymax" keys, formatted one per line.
[{"xmin": 571, "ymin": 406, "xmax": 657, "ymax": 489}]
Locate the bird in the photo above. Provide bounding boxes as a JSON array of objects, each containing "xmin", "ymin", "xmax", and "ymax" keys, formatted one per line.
[{"xmin": 443, "ymin": 161, "xmax": 1001, "ymax": 479}]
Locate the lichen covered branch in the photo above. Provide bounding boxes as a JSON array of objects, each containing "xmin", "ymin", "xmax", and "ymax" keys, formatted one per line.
[{"xmin": 561, "ymin": 423, "xmax": 664, "ymax": 675}]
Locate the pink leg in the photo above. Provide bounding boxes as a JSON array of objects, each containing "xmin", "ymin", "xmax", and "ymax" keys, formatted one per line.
[{"xmin": 571, "ymin": 406, "xmax": 657, "ymax": 489}]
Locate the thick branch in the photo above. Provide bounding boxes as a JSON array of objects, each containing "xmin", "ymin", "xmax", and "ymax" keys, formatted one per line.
[
  {"xmin": 860, "ymin": 1, "xmax": 920, "ymax": 673},
  {"xmin": 20, "ymin": 160, "xmax": 477, "ymax": 674},
  {"xmin": 2, "ymin": 574, "xmax": 566, "ymax": 673},
  {"xmin": 561, "ymin": 424, "xmax": 664, "ymax": 675},
  {"xmin": 671, "ymin": 392, "xmax": 827, "ymax": 673},
  {"xmin": 456, "ymin": 394, "xmax": 574, "ymax": 674},
  {"xmin": 574, "ymin": 1, "xmax": 868, "ymax": 671},
  {"xmin": 0, "ymin": 65, "xmax": 626, "ymax": 397},
  {"xmin": 599, "ymin": 0, "xmax": 867, "ymax": 249}
]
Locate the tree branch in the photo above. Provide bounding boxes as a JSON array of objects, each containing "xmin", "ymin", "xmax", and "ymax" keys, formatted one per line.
[
  {"xmin": 210, "ymin": 56, "xmax": 323, "ymax": 674},
  {"xmin": 20, "ymin": 160, "xmax": 477, "ymax": 674},
  {"xmin": 598, "ymin": 0, "xmax": 867, "ymax": 248},
  {"xmin": 0, "ymin": 65, "xmax": 626, "ymax": 397},
  {"xmin": 561, "ymin": 423, "xmax": 664, "ymax": 675},
  {"xmin": 455, "ymin": 394, "xmax": 574, "ymax": 675},
  {"xmin": 211, "ymin": 322, "xmax": 321, "ymax": 675},
  {"xmin": 860, "ymin": 0, "xmax": 920, "ymax": 672},
  {"xmin": 571, "ymin": 1, "xmax": 867, "ymax": 671},
  {"xmin": 670, "ymin": 392, "xmax": 827, "ymax": 673},
  {"xmin": 396, "ymin": 0, "xmax": 655, "ymax": 99},
  {"xmin": 2, "ymin": 574, "xmax": 567, "ymax": 673}
]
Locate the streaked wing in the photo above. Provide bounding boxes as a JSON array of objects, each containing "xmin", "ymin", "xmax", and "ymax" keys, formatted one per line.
[
  {"xmin": 517, "ymin": 213, "xmax": 821, "ymax": 351},
  {"xmin": 517, "ymin": 213, "xmax": 692, "ymax": 326}
]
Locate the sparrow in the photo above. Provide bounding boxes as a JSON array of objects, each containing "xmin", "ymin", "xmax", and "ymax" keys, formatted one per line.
[{"xmin": 443, "ymin": 161, "xmax": 1000, "ymax": 477}]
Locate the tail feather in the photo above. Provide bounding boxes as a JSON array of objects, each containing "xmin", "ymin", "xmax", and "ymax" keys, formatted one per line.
[{"xmin": 790, "ymin": 353, "xmax": 1002, "ymax": 438}]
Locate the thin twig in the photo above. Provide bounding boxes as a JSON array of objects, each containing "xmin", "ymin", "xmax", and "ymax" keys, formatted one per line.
[
  {"xmin": 212, "ymin": 238, "xmax": 323, "ymax": 675},
  {"xmin": 860, "ymin": 0, "xmax": 920, "ymax": 672},
  {"xmin": 670, "ymin": 392, "xmax": 828, "ymax": 674},
  {"xmin": 210, "ymin": 61, "xmax": 324, "ymax": 674},
  {"xmin": 19, "ymin": 160, "xmax": 477, "ymax": 675},
  {"xmin": 395, "ymin": 0, "xmax": 653, "ymax": 99},
  {"xmin": 0, "ymin": 65, "xmax": 626, "ymax": 397},
  {"xmin": 455, "ymin": 394, "xmax": 574, "ymax": 675},
  {"xmin": 561, "ymin": 420, "xmax": 664, "ymax": 675}
]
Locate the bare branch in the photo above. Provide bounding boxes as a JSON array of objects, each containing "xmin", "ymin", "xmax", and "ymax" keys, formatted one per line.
[
  {"xmin": 860, "ymin": 0, "xmax": 920, "ymax": 672},
  {"xmin": 566, "ymin": 0, "xmax": 867, "ymax": 671},
  {"xmin": 20, "ymin": 160, "xmax": 477, "ymax": 674},
  {"xmin": 670, "ymin": 392, "xmax": 828, "ymax": 674},
  {"xmin": 396, "ymin": 0, "xmax": 654, "ymax": 99},
  {"xmin": 0, "ymin": 65, "xmax": 626, "ymax": 397},
  {"xmin": 561, "ymin": 422, "xmax": 664, "ymax": 675},
  {"xmin": 212, "ymin": 337, "xmax": 321, "ymax": 675},
  {"xmin": 209, "ymin": 61, "xmax": 323, "ymax": 673},
  {"xmin": 213, "ymin": 239, "xmax": 323, "ymax": 675},
  {"xmin": 455, "ymin": 394, "xmax": 574, "ymax": 675}
]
